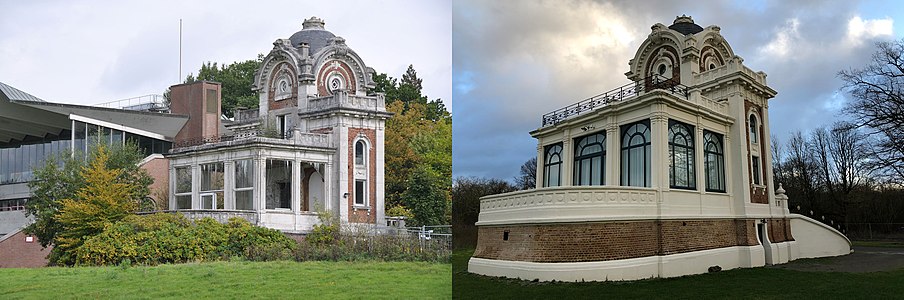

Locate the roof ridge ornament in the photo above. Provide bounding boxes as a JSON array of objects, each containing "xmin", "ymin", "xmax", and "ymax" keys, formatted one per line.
[
  {"xmin": 303, "ymin": 16, "xmax": 325, "ymax": 30},
  {"xmin": 674, "ymin": 14, "xmax": 694, "ymax": 24}
]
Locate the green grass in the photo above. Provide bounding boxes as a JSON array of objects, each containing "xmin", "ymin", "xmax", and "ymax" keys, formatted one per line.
[
  {"xmin": 453, "ymin": 249, "xmax": 904, "ymax": 299},
  {"xmin": 852, "ymin": 240, "xmax": 904, "ymax": 248},
  {"xmin": 0, "ymin": 260, "xmax": 451, "ymax": 299}
]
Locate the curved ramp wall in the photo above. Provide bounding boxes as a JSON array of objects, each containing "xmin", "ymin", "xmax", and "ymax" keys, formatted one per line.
[{"xmin": 789, "ymin": 213, "xmax": 851, "ymax": 258}]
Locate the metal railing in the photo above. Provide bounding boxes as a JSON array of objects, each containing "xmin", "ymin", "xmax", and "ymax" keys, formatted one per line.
[
  {"xmin": 173, "ymin": 129, "xmax": 275, "ymax": 149},
  {"xmin": 541, "ymin": 75, "xmax": 689, "ymax": 127},
  {"xmin": 93, "ymin": 94, "xmax": 167, "ymax": 112}
]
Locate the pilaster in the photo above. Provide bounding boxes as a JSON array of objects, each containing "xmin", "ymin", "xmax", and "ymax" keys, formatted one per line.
[{"xmin": 224, "ymin": 161, "xmax": 235, "ymax": 210}]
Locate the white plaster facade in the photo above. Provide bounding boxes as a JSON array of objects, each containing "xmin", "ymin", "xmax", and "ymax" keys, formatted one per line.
[{"xmin": 468, "ymin": 16, "xmax": 851, "ymax": 281}]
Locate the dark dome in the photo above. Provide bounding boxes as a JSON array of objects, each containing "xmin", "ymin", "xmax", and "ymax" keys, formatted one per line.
[
  {"xmin": 668, "ymin": 15, "xmax": 704, "ymax": 35},
  {"xmin": 289, "ymin": 29, "xmax": 336, "ymax": 54},
  {"xmin": 289, "ymin": 17, "xmax": 336, "ymax": 55}
]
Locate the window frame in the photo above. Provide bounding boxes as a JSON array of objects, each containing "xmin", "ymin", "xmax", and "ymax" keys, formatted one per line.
[
  {"xmin": 668, "ymin": 120, "xmax": 696, "ymax": 190},
  {"xmin": 199, "ymin": 162, "xmax": 225, "ymax": 210},
  {"xmin": 573, "ymin": 132, "xmax": 606, "ymax": 186},
  {"xmin": 174, "ymin": 166, "xmax": 192, "ymax": 209},
  {"xmin": 355, "ymin": 140, "xmax": 366, "ymax": 166},
  {"xmin": 234, "ymin": 159, "xmax": 254, "ymax": 211},
  {"xmin": 703, "ymin": 130, "xmax": 726, "ymax": 193},
  {"xmin": 542, "ymin": 143, "xmax": 563, "ymax": 187},
  {"xmin": 620, "ymin": 120, "xmax": 652, "ymax": 187},
  {"xmin": 265, "ymin": 159, "xmax": 293, "ymax": 210},
  {"xmin": 749, "ymin": 113, "xmax": 759, "ymax": 144},
  {"xmin": 752, "ymin": 156, "xmax": 761, "ymax": 185},
  {"xmin": 355, "ymin": 179, "xmax": 367, "ymax": 206}
]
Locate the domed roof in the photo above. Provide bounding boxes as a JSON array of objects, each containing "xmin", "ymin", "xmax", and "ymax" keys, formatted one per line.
[
  {"xmin": 667, "ymin": 15, "xmax": 704, "ymax": 35},
  {"xmin": 288, "ymin": 16, "xmax": 336, "ymax": 55}
]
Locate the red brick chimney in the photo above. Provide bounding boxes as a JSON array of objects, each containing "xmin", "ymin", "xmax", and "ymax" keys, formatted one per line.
[{"xmin": 170, "ymin": 81, "xmax": 221, "ymax": 143}]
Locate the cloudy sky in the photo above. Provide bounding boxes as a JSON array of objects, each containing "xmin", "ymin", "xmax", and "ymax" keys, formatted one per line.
[
  {"xmin": 0, "ymin": 0, "xmax": 451, "ymax": 107},
  {"xmin": 453, "ymin": 0, "xmax": 904, "ymax": 180}
]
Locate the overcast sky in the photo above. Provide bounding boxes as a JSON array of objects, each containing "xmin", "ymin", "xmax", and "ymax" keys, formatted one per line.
[
  {"xmin": 0, "ymin": 0, "xmax": 451, "ymax": 108},
  {"xmin": 453, "ymin": 0, "xmax": 904, "ymax": 180}
]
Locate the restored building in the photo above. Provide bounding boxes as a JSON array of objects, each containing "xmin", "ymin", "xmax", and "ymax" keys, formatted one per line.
[{"xmin": 468, "ymin": 16, "xmax": 850, "ymax": 281}]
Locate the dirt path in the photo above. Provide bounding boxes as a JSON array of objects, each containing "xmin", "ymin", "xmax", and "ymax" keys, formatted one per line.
[{"xmin": 770, "ymin": 246, "xmax": 904, "ymax": 273}]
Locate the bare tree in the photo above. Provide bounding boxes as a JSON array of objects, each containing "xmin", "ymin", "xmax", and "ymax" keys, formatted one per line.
[
  {"xmin": 772, "ymin": 134, "xmax": 787, "ymax": 186},
  {"xmin": 785, "ymin": 131, "xmax": 819, "ymax": 210},
  {"xmin": 514, "ymin": 157, "xmax": 537, "ymax": 190},
  {"xmin": 838, "ymin": 39, "xmax": 904, "ymax": 183}
]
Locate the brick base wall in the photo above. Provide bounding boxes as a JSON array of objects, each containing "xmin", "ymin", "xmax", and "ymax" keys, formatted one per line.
[
  {"xmin": 768, "ymin": 218, "xmax": 795, "ymax": 243},
  {"xmin": 0, "ymin": 230, "xmax": 50, "ymax": 268},
  {"xmin": 474, "ymin": 218, "xmax": 778, "ymax": 263}
]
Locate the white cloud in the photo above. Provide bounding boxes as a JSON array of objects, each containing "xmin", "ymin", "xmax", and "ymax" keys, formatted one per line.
[
  {"xmin": 759, "ymin": 18, "xmax": 800, "ymax": 58},
  {"xmin": 845, "ymin": 16, "xmax": 893, "ymax": 47}
]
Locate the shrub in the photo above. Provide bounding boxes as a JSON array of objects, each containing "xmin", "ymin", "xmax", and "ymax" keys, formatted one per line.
[{"xmin": 76, "ymin": 213, "xmax": 296, "ymax": 266}]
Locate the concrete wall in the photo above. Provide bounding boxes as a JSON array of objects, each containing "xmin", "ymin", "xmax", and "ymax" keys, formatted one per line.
[
  {"xmin": 0, "ymin": 211, "xmax": 28, "ymax": 237},
  {"xmin": 790, "ymin": 213, "xmax": 851, "ymax": 258}
]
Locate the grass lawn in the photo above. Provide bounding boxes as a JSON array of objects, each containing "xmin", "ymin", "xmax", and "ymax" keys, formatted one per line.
[
  {"xmin": 852, "ymin": 240, "xmax": 904, "ymax": 248},
  {"xmin": 0, "ymin": 260, "xmax": 451, "ymax": 299},
  {"xmin": 453, "ymin": 249, "xmax": 904, "ymax": 299}
]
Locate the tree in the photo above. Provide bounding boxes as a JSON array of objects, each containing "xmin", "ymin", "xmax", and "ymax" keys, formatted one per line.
[
  {"xmin": 180, "ymin": 56, "xmax": 263, "ymax": 118},
  {"xmin": 371, "ymin": 65, "xmax": 450, "ymax": 122},
  {"xmin": 53, "ymin": 145, "xmax": 140, "ymax": 265},
  {"xmin": 451, "ymin": 177, "xmax": 517, "ymax": 249},
  {"xmin": 379, "ymin": 66, "xmax": 452, "ymax": 225},
  {"xmin": 403, "ymin": 165, "xmax": 448, "ymax": 227},
  {"xmin": 25, "ymin": 138, "xmax": 153, "ymax": 252},
  {"xmin": 839, "ymin": 39, "xmax": 904, "ymax": 183},
  {"xmin": 514, "ymin": 157, "xmax": 537, "ymax": 190}
]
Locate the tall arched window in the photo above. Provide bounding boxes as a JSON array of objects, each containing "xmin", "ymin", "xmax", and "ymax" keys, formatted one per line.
[
  {"xmin": 355, "ymin": 140, "xmax": 366, "ymax": 165},
  {"xmin": 574, "ymin": 133, "xmax": 605, "ymax": 186},
  {"xmin": 621, "ymin": 120, "xmax": 651, "ymax": 187},
  {"xmin": 543, "ymin": 143, "xmax": 563, "ymax": 187},
  {"xmin": 353, "ymin": 138, "xmax": 369, "ymax": 207},
  {"xmin": 668, "ymin": 120, "xmax": 695, "ymax": 189},
  {"xmin": 749, "ymin": 114, "xmax": 758, "ymax": 144},
  {"xmin": 703, "ymin": 130, "xmax": 725, "ymax": 192}
]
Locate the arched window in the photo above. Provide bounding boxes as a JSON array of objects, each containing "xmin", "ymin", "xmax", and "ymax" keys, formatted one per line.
[
  {"xmin": 353, "ymin": 139, "xmax": 369, "ymax": 207},
  {"xmin": 355, "ymin": 140, "xmax": 366, "ymax": 165},
  {"xmin": 621, "ymin": 120, "xmax": 651, "ymax": 187},
  {"xmin": 543, "ymin": 143, "xmax": 563, "ymax": 187},
  {"xmin": 703, "ymin": 130, "xmax": 725, "ymax": 192},
  {"xmin": 574, "ymin": 133, "xmax": 605, "ymax": 186},
  {"xmin": 749, "ymin": 114, "xmax": 758, "ymax": 144},
  {"xmin": 668, "ymin": 120, "xmax": 695, "ymax": 189}
]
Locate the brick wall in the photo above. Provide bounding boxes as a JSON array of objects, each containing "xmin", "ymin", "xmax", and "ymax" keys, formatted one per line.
[
  {"xmin": 347, "ymin": 127, "xmax": 377, "ymax": 223},
  {"xmin": 0, "ymin": 229, "xmax": 50, "ymax": 268},
  {"xmin": 474, "ymin": 218, "xmax": 771, "ymax": 263},
  {"xmin": 744, "ymin": 100, "xmax": 769, "ymax": 204},
  {"xmin": 268, "ymin": 62, "xmax": 299, "ymax": 111},
  {"xmin": 140, "ymin": 157, "xmax": 169, "ymax": 210},
  {"xmin": 768, "ymin": 218, "xmax": 795, "ymax": 243}
]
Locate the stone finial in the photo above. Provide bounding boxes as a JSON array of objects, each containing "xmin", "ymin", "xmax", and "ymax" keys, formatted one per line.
[
  {"xmin": 303, "ymin": 16, "xmax": 325, "ymax": 30},
  {"xmin": 674, "ymin": 14, "xmax": 694, "ymax": 24},
  {"xmin": 775, "ymin": 183, "xmax": 786, "ymax": 196}
]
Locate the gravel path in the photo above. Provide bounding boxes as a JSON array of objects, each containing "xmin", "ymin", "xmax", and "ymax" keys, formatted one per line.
[{"xmin": 770, "ymin": 246, "xmax": 904, "ymax": 273}]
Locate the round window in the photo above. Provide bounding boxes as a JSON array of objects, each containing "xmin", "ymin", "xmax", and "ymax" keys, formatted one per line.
[
  {"xmin": 658, "ymin": 64, "xmax": 667, "ymax": 76},
  {"xmin": 709, "ymin": 63, "xmax": 716, "ymax": 70}
]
